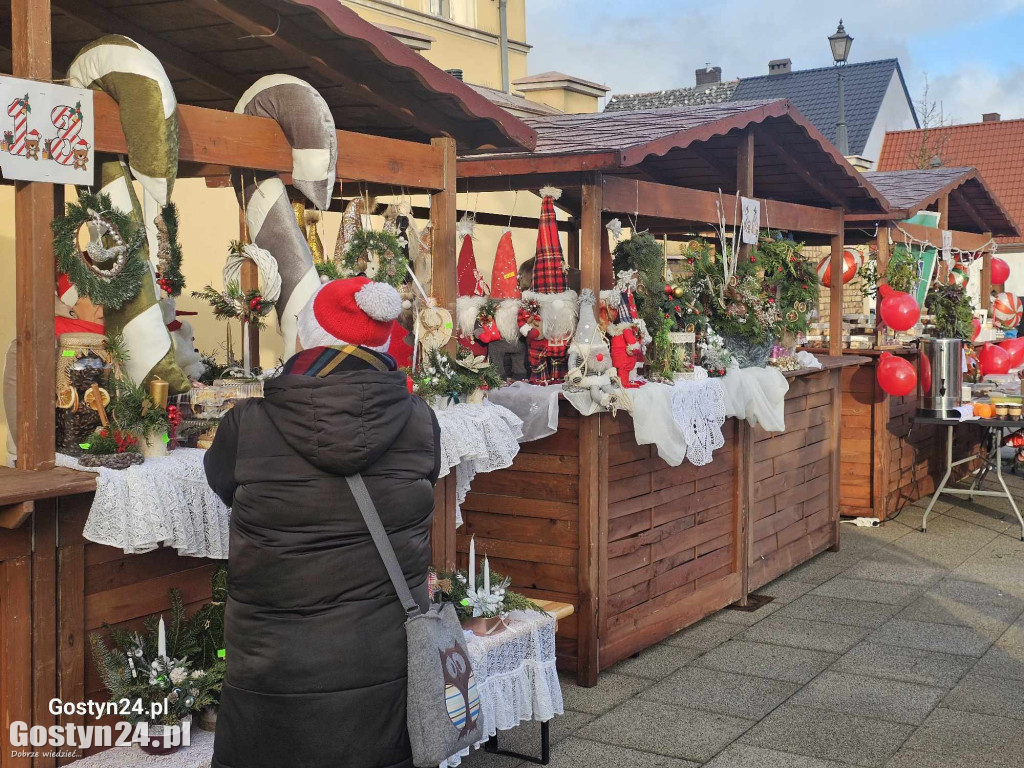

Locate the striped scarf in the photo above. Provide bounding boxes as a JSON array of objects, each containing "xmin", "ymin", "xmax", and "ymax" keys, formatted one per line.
[{"xmin": 282, "ymin": 345, "xmax": 397, "ymax": 378}]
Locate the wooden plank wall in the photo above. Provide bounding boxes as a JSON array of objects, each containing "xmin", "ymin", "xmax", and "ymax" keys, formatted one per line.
[
  {"xmin": 748, "ymin": 371, "xmax": 838, "ymax": 592},
  {"xmin": 839, "ymin": 364, "xmax": 878, "ymax": 518},
  {"xmin": 599, "ymin": 415, "xmax": 741, "ymax": 668},
  {"xmin": 459, "ymin": 403, "xmax": 582, "ymax": 670}
]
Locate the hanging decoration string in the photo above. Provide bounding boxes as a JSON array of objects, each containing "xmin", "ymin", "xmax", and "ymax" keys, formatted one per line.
[{"xmin": 890, "ymin": 221, "xmax": 997, "ymax": 267}]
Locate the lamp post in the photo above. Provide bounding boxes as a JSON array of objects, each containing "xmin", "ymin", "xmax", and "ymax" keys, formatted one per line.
[{"xmin": 829, "ymin": 19, "xmax": 854, "ymax": 156}]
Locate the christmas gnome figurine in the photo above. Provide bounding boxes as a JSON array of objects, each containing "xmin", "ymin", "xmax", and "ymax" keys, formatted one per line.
[
  {"xmin": 454, "ymin": 213, "xmax": 490, "ymax": 356},
  {"xmin": 600, "ymin": 288, "xmax": 645, "ymax": 388},
  {"xmin": 519, "ymin": 187, "xmax": 578, "ymax": 384},
  {"xmin": 565, "ymin": 289, "xmax": 627, "ymax": 412},
  {"xmin": 487, "ymin": 230, "xmax": 528, "ymax": 379}
]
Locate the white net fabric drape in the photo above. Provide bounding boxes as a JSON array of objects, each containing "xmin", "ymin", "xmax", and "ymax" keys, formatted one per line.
[
  {"xmin": 58, "ymin": 449, "xmax": 230, "ymax": 558},
  {"xmin": 441, "ymin": 610, "xmax": 564, "ymax": 767},
  {"xmin": 433, "ymin": 401, "xmax": 523, "ymax": 526}
]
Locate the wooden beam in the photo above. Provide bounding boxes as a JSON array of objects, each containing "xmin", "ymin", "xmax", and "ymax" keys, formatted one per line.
[
  {"xmin": 239, "ymin": 208, "xmax": 260, "ymax": 367},
  {"xmin": 577, "ymin": 172, "xmax": 603, "ymax": 687},
  {"xmin": 601, "ymin": 176, "xmax": 842, "ymax": 236},
  {"xmin": 458, "ymin": 151, "xmax": 622, "ymax": 181},
  {"xmin": 756, "ymin": 128, "xmax": 847, "ymax": 209},
  {"xmin": 982, "ymin": 250, "xmax": 992, "ymax": 311},
  {"xmin": 93, "ymin": 93, "xmax": 447, "ymax": 190},
  {"xmin": 52, "ymin": 0, "xmax": 246, "ymax": 99},
  {"xmin": 889, "ymin": 223, "xmax": 992, "ymax": 253},
  {"xmin": 950, "ymin": 188, "xmax": 990, "ymax": 234},
  {"xmin": 12, "ymin": 0, "xmax": 55, "ymax": 472},
  {"xmin": 686, "ymin": 143, "xmax": 735, "ymax": 188},
  {"xmin": 736, "ymin": 130, "xmax": 754, "ymax": 264},
  {"xmin": 829, "ymin": 210, "xmax": 845, "ymax": 356},
  {"xmin": 192, "ymin": 0, "xmax": 453, "ymax": 140},
  {"xmin": 430, "ymin": 137, "xmax": 458, "ymax": 314},
  {"xmin": 875, "ymin": 226, "xmax": 890, "ymax": 339},
  {"xmin": 937, "ymin": 194, "xmax": 951, "ymax": 283}
]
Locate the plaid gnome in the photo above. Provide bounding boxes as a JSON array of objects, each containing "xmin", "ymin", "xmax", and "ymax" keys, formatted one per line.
[{"xmin": 520, "ymin": 187, "xmax": 578, "ymax": 384}]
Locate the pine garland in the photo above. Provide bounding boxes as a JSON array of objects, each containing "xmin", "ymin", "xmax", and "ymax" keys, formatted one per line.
[
  {"xmin": 409, "ymin": 348, "xmax": 504, "ymax": 404},
  {"xmin": 341, "ymin": 229, "xmax": 409, "ymax": 287},
  {"xmin": 51, "ymin": 191, "xmax": 148, "ymax": 310},
  {"xmin": 192, "ymin": 281, "xmax": 276, "ymax": 330},
  {"xmin": 155, "ymin": 202, "xmax": 186, "ymax": 296}
]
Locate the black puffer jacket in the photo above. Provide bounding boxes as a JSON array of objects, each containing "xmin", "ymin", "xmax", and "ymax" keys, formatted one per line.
[{"xmin": 204, "ymin": 366, "xmax": 440, "ymax": 768}]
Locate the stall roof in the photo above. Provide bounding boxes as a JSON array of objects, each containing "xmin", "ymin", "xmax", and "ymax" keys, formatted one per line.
[
  {"xmin": 861, "ymin": 167, "xmax": 1019, "ymax": 237},
  {"xmin": 0, "ymin": 0, "xmax": 536, "ymax": 153},
  {"xmin": 460, "ymin": 99, "xmax": 888, "ymax": 214}
]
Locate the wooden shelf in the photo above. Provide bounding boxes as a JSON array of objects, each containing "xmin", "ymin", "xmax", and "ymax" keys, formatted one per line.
[{"xmin": 0, "ymin": 466, "xmax": 97, "ymax": 529}]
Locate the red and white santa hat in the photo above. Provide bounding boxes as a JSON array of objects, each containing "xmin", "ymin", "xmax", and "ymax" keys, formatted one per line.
[
  {"xmin": 296, "ymin": 276, "xmax": 402, "ymax": 352},
  {"xmin": 57, "ymin": 272, "xmax": 79, "ymax": 308}
]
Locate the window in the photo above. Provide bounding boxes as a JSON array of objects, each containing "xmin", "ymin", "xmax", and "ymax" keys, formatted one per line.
[
  {"xmin": 428, "ymin": 0, "xmax": 452, "ymax": 19},
  {"xmin": 428, "ymin": 0, "xmax": 476, "ymax": 26}
]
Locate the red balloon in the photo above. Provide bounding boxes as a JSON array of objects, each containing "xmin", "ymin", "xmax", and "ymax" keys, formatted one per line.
[
  {"xmin": 979, "ymin": 343, "xmax": 1011, "ymax": 375},
  {"xmin": 1000, "ymin": 338, "xmax": 1024, "ymax": 368},
  {"xmin": 991, "ymin": 257, "xmax": 1011, "ymax": 285},
  {"xmin": 876, "ymin": 352, "xmax": 917, "ymax": 397},
  {"xmin": 972, "ymin": 317, "xmax": 982, "ymax": 342},
  {"xmin": 879, "ymin": 289, "xmax": 921, "ymax": 332}
]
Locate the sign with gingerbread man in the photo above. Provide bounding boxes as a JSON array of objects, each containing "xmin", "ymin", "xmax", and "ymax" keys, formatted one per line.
[{"xmin": 0, "ymin": 76, "xmax": 94, "ymax": 185}]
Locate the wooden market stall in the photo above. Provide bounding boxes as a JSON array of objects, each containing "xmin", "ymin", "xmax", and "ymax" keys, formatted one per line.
[
  {"xmin": 836, "ymin": 167, "xmax": 1020, "ymax": 521},
  {"xmin": 456, "ymin": 99, "xmax": 888, "ymax": 685},
  {"xmin": 0, "ymin": 1, "xmax": 535, "ymax": 764}
]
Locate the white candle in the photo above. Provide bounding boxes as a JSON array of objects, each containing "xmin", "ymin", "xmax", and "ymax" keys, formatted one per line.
[
  {"xmin": 483, "ymin": 555, "xmax": 490, "ymax": 594},
  {"xmin": 468, "ymin": 536, "xmax": 475, "ymax": 591},
  {"xmin": 157, "ymin": 616, "xmax": 167, "ymax": 659}
]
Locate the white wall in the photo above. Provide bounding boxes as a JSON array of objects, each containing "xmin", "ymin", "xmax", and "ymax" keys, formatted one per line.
[{"xmin": 861, "ymin": 72, "xmax": 918, "ymax": 168}]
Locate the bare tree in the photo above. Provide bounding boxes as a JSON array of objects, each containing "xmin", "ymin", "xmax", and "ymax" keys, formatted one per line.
[{"xmin": 911, "ymin": 74, "xmax": 952, "ymax": 169}]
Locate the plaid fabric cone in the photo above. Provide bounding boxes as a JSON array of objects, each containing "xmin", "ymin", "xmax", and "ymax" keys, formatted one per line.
[{"xmin": 532, "ymin": 195, "xmax": 567, "ymax": 294}]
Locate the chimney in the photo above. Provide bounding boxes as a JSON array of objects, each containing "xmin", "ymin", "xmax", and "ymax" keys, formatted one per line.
[
  {"xmin": 769, "ymin": 58, "xmax": 792, "ymax": 76},
  {"xmin": 983, "ymin": 112, "xmax": 1001, "ymax": 122},
  {"xmin": 445, "ymin": 68, "xmax": 464, "ymax": 81},
  {"xmin": 695, "ymin": 65, "xmax": 722, "ymax": 86}
]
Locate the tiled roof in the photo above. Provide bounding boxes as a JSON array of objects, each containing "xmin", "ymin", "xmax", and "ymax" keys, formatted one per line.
[
  {"xmin": 513, "ymin": 71, "xmax": 609, "ymax": 92},
  {"xmin": 878, "ymin": 119, "xmax": 1024, "ymax": 244},
  {"xmin": 732, "ymin": 60, "xmax": 912, "ymax": 156},
  {"xmin": 862, "ymin": 167, "xmax": 1018, "ymax": 237},
  {"xmin": 605, "ymin": 81, "xmax": 739, "ymax": 112},
  {"xmin": 468, "ymin": 84, "xmax": 563, "ymax": 118}
]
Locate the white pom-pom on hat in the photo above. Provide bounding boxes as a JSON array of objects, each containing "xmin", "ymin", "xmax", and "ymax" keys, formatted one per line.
[
  {"xmin": 539, "ymin": 185, "xmax": 562, "ymax": 201},
  {"xmin": 354, "ymin": 281, "xmax": 402, "ymax": 322}
]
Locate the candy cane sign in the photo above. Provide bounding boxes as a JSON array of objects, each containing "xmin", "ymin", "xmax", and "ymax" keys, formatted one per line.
[{"xmin": 0, "ymin": 76, "xmax": 93, "ymax": 185}]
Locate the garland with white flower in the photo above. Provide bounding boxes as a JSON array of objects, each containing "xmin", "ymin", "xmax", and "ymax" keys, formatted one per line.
[
  {"xmin": 409, "ymin": 347, "xmax": 504, "ymax": 404},
  {"xmin": 431, "ymin": 568, "xmax": 541, "ymax": 621}
]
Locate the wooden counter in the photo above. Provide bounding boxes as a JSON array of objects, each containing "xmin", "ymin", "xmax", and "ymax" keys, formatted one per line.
[{"xmin": 459, "ymin": 356, "xmax": 865, "ymax": 686}]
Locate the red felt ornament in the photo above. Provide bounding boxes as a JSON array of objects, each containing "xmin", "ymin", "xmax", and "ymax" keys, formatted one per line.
[
  {"xmin": 1000, "ymin": 338, "xmax": 1024, "ymax": 368},
  {"xmin": 878, "ymin": 285, "xmax": 920, "ymax": 332},
  {"xmin": 979, "ymin": 343, "xmax": 1011, "ymax": 375},
  {"xmin": 991, "ymin": 257, "xmax": 1011, "ymax": 285},
  {"xmin": 876, "ymin": 352, "xmax": 917, "ymax": 397}
]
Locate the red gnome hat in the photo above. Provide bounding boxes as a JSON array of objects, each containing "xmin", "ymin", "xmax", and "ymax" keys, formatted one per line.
[
  {"xmin": 491, "ymin": 230, "xmax": 522, "ymax": 342},
  {"xmin": 57, "ymin": 272, "xmax": 79, "ymax": 308},
  {"xmin": 454, "ymin": 213, "xmax": 488, "ymax": 353},
  {"xmin": 523, "ymin": 187, "xmax": 577, "ymax": 344}
]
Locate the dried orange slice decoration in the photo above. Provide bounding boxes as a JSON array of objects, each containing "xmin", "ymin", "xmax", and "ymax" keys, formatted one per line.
[
  {"xmin": 56, "ymin": 386, "xmax": 78, "ymax": 410},
  {"xmin": 84, "ymin": 384, "xmax": 111, "ymax": 427}
]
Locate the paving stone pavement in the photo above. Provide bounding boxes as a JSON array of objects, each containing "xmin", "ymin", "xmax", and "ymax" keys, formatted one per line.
[{"xmin": 461, "ymin": 486, "xmax": 1024, "ymax": 768}]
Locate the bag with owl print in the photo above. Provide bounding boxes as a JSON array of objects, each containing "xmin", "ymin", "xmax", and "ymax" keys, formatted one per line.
[{"xmin": 346, "ymin": 475, "xmax": 484, "ymax": 766}]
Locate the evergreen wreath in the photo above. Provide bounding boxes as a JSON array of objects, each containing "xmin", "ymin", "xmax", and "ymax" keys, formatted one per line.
[
  {"xmin": 409, "ymin": 347, "xmax": 504, "ymax": 404},
  {"xmin": 341, "ymin": 229, "xmax": 409, "ymax": 288},
  {"xmin": 51, "ymin": 191, "xmax": 148, "ymax": 310},
  {"xmin": 155, "ymin": 202, "xmax": 186, "ymax": 297},
  {"xmin": 192, "ymin": 281, "xmax": 276, "ymax": 330},
  {"xmin": 432, "ymin": 568, "xmax": 542, "ymax": 621}
]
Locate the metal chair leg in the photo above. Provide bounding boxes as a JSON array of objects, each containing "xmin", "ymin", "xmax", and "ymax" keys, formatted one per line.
[{"xmin": 485, "ymin": 721, "xmax": 551, "ymax": 765}]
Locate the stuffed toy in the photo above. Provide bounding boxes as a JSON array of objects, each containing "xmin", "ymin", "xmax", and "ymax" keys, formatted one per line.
[{"xmin": 565, "ymin": 290, "xmax": 627, "ymax": 412}]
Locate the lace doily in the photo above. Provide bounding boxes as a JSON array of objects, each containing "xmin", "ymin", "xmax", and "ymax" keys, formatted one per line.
[
  {"xmin": 57, "ymin": 449, "xmax": 230, "ymax": 559},
  {"xmin": 441, "ymin": 610, "xmax": 564, "ymax": 767},
  {"xmin": 670, "ymin": 378, "xmax": 727, "ymax": 466},
  {"xmin": 433, "ymin": 401, "xmax": 524, "ymax": 526},
  {"xmin": 60, "ymin": 723, "xmax": 213, "ymax": 766}
]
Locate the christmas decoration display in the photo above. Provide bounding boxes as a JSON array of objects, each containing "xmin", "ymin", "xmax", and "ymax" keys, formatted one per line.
[
  {"xmin": 192, "ymin": 282, "xmax": 276, "ymax": 331},
  {"xmin": 564, "ymin": 289, "xmax": 628, "ymax": 412},
  {"xmin": 972, "ymin": 316, "xmax": 982, "ymax": 341},
  {"xmin": 602, "ymin": 286, "xmax": 646, "ymax": 388},
  {"xmin": 816, "ymin": 247, "xmax": 862, "ymax": 287},
  {"xmin": 947, "ymin": 263, "xmax": 969, "ymax": 289},
  {"xmin": 487, "ymin": 230, "xmax": 527, "ymax": 379},
  {"xmin": 340, "ymin": 228, "xmax": 409, "ymax": 288},
  {"xmin": 68, "ymin": 35, "xmax": 189, "ymax": 392},
  {"xmin": 519, "ymin": 187, "xmax": 578, "ymax": 384},
  {"xmin": 979, "ymin": 342, "xmax": 1011, "ymax": 375},
  {"xmin": 876, "ymin": 352, "xmax": 917, "ymax": 397},
  {"xmin": 698, "ymin": 329, "xmax": 734, "ymax": 377},
  {"xmin": 55, "ymin": 339, "xmax": 112, "ymax": 455},
  {"xmin": 410, "ymin": 347, "xmax": 504, "ymax": 406},
  {"xmin": 433, "ymin": 537, "xmax": 541, "ymax": 635},
  {"xmin": 857, "ymin": 243, "xmax": 919, "ymax": 298},
  {"xmin": 924, "ymin": 281, "xmax": 974, "ymax": 340},
  {"xmin": 992, "ymin": 292, "xmax": 1023, "ymax": 330},
  {"xmin": 991, "ymin": 257, "xmax": 1011, "ymax": 285},
  {"xmin": 233, "ymin": 74, "xmax": 338, "ymax": 360},
  {"xmin": 878, "ymin": 285, "xmax": 920, "ymax": 331},
  {"xmin": 454, "ymin": 213, "xmax": 489, "ymax": 356},
  {"xmin": 78, "ymin": 428, "xmax": 144, "ymax": 469},
  {"xmin": 999, "ymin": 337, "xmax": 1024, "ymax": 368}
]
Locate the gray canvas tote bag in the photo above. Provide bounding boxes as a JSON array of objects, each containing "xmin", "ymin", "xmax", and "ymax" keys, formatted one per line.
[{"xmin": 346, "ymin": 474, "xmax": 484, "ymax": 766}]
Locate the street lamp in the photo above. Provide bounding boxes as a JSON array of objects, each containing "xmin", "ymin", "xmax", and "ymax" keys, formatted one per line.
[{"xmin": 829, "ymin": 20, "xmax": 853, "ymax": 156}]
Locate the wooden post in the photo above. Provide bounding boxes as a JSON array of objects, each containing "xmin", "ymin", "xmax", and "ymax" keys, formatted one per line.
[
  {"xmin": 937, "ymin": 194, "xmax": 950, "ymax": 284},
  {"xmin": 736, "ymin": 420, "xmax": 753, "ymax": 605},
  {"xmin": 981, "ymin": 242, "xmax": 993, "ymax": 311},
  {"xmin": 577, "ymin": 173, "xmax": 603, "ymax": 687},
  {"xmin": 829, "ymin": 209, "xmax": 845, "ymax": 356},
  {"xmin": 875, "ymin": 225, "xmax": 890, "ymax": 341},
  {"xmin": 13, "ymin": 0, "xmax": 56, "ymax": 471},
  {"xmin": 430, "ymin": 137, "xmax": 458, "ymax": 314},
  {"xmin": 32, "ymin": 500, "xmax": 58, "ymax": 768},
  {"xmin": 566, "ymin": 220, "xmax": 580, "ymax": 270},
  {"xmin": 736, "ymin": 130, "xmax": 754, "ymax": 262},
  {"xmin": 239, "ymin": 209, "xmax": 260, "ymax": 367}
]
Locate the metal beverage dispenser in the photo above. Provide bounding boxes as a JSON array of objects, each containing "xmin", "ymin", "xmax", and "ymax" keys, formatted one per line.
[{"xmin": 917, "ymin": 338, "xmax": 963, "ymax": 418}]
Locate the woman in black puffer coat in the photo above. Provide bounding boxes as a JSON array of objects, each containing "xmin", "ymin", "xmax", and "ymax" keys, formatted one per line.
[{"xmin": 204, "ymin": 277, "xmax": 440, "ymax": 768}]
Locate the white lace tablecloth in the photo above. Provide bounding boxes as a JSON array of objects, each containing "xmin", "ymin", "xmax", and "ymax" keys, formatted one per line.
[
  {"xmin": 433, "ymin": 401, "xmax": 523, "ymax": 526},
  {"xmin": 57, "ymin": 449, "xmax": 230, "ymax": 559},
  {"xmin": 441, "ymin": 609, "xmax": 563, "ymax": 767},
  {"xmin": 67, "ymin": 725, "xmax": 214, "ymax": 767}
]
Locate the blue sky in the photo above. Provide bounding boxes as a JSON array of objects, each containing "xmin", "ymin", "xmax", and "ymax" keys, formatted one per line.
[{"xmin": 525, "ymin": 0, "xmax": 1024, "ymax": 123}]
